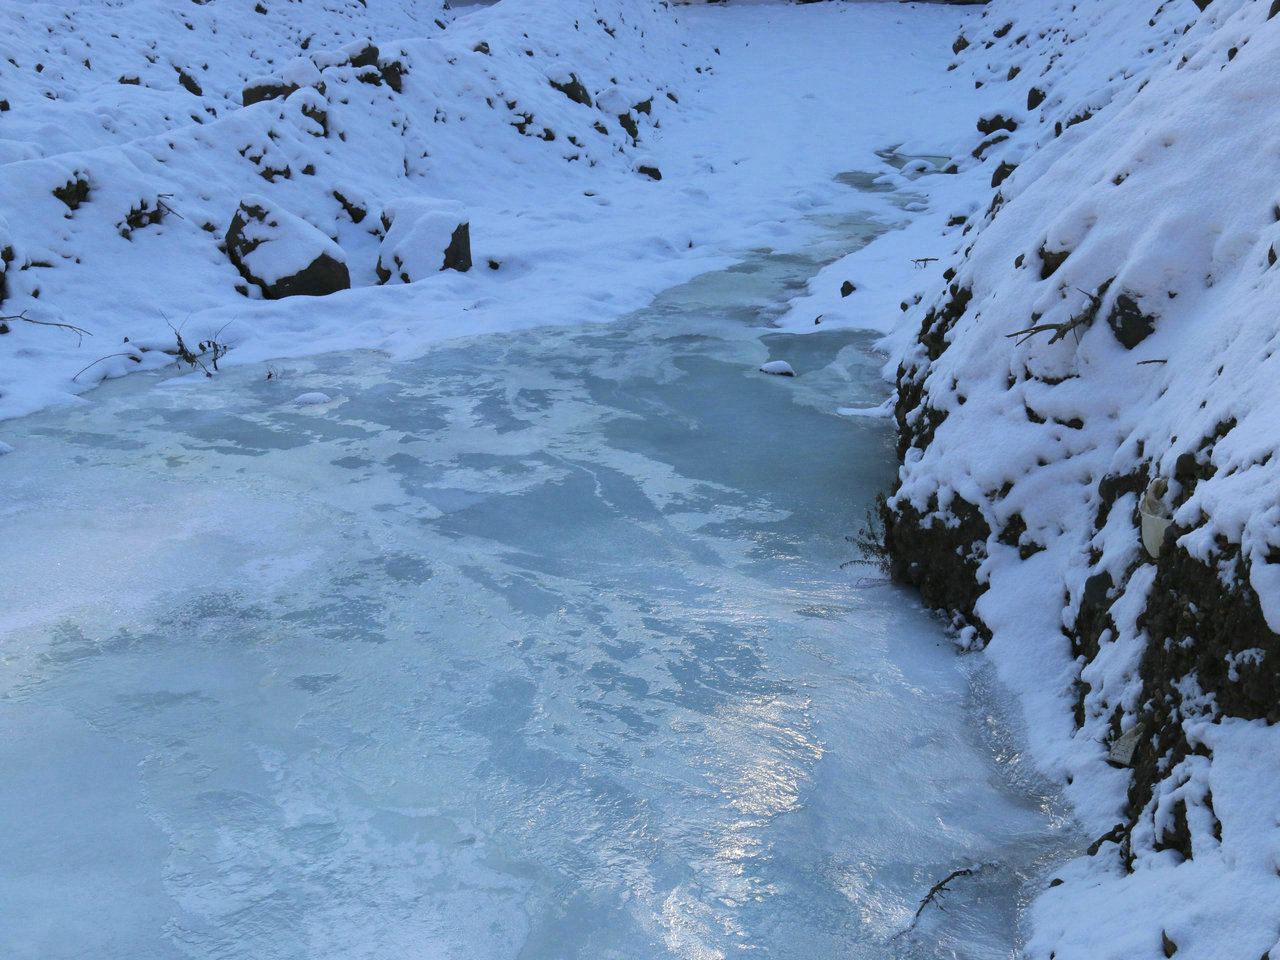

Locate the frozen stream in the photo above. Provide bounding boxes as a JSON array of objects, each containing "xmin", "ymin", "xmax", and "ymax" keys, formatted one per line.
[{"xmin": 0, "ymin": 221, "xmax": 1072, "ymax": 959}]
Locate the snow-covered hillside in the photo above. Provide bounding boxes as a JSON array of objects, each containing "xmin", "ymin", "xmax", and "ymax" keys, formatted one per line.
[
  {"xmin": 0, "ymin": 0, "xmax": 703, "ymax": 419},
  {"xmin": 875, "ymin": 0, "xmax": 1280, "ymax": 957}
]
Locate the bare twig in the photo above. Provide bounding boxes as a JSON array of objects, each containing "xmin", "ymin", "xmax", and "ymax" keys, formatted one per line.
[
  {"xmin": 2, "ymin": 311, "xmax": 92, "ymax": 345},
  {"xmin": 1137, "ymin": 358, "xmax": 1167, "ymax": 365},
  {"xmin": 911, "ymin": 257, "xmax": 939, "ymax": 268},
  {"xmin": 156, "ymin": 193, "xmax": 185, "ymax": 220},
  {"xmin": 1006, "ymin": 286, "xmax": 1108, "ymax": 346},
  {"xmin": 71, "ymin": 351, "xmax": 142, "ymax": 381}
]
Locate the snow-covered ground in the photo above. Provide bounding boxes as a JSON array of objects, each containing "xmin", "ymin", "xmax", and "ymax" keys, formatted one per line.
[{"xmin": 855, "ymin": 0, "xmax": 1280, "ymax": 958}]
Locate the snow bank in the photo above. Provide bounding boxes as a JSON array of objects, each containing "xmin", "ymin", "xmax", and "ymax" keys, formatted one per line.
[
  {"xmin": 0, "ymin": 0, "xmax": 699, "ymax": 419},
  {"xmin": 881, "ymin": 1, "xmax": 1280, "ymax": 957}
]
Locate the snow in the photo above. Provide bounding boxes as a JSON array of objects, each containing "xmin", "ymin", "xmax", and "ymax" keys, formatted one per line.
[
  {"xmin": 759, "ymin": 359, "xmax": 796, "ymax": 377},
  {"xmin": 289, "ymin": 391, "xmax": 331, "ymax": 405}
]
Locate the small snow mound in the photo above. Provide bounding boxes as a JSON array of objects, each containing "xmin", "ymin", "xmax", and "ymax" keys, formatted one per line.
[
  {"xmin": 0, "ymin": 440, "xmax": 14, "ymax": 455},
  {"xmin": 290, "ymin": 392, "xmax": 332, "ymax": 406},
  {"xmin": 759, "ymin": 360, "xmax": 796, "ymax": 377},
  {"xmin": 838, "ymin": 400, "xmax": 892, "ymax": 419}
]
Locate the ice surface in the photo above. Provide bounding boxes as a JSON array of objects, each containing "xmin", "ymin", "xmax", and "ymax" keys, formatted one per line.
[{"xmin": 0, "ymin": 234, "xmax": 1075, "ymax": 960}]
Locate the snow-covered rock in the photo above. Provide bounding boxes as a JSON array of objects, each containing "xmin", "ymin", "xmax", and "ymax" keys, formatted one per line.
[
  {"xmin": 225, "ymin": 196, "xmax": 350, "ymax": 299},
  {"xmin": 375, "ymin": 198, "xmax": 471, "ymax": 283},
  {"xmin": 759, "ymin": 360, "xmax": 795, "ymax": 377}
]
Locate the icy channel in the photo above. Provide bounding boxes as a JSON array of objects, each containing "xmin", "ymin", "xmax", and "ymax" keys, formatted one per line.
[{"xmin": 0, "ymin": 233, "xmax": 1073, "ymax": 960}]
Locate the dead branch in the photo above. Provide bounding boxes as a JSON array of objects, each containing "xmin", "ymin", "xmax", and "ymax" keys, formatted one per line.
[
  {"xmin": 914, "ymin": 867, "xmax": 974, "ymax": 919},
  {"xmin": 164, "ymin": 315, "xmax": 232, "ymax": 377},
  {"xmin": 156, "ymin": 193, "xmax": 184, "ymax": 220},
  {"xmin": 2, "ymin": 311, "xmax": 92, "ymax": 345},
  {"xmin": 71, "ymin": 351, "xmax": 142, "ymax": 382},
  {"xmin": 1006, "ymin": 286, "xmax": 1107, "ymax": 346}
]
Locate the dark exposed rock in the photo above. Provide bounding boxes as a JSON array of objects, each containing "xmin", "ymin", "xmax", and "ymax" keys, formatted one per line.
[
  {"xmin": 348, "ymin": 43, "xmax": 379, "ymax": 69},
  {"xmin": 915, "ymin": 284, "xmax": 973, "ymax": 361},
  {"xmin": 0, "ymin": 244, "xmax": 11, "ymax": 308},
  {"xmin": 1065, "ymin": 108, "xmax": 1094, "ymax": 130},
  {"xmin": 1027, "ymin": 86, "xmax": 1046, "ymax": 110},
  {"xmin": 442, "ymin": 222, "xmax": 472, "ymax": 273},
  {"xmin": 175, "ymin": 67, "xmax": 203, "ymax": 96},
  {"xmin": 637, "ymin": 165, "xmax": 662, "ymax": 181},
  {"xmin": 883, "ymin": 494, "xmax": 992, "ymax": 645},
  {"xmin": 840, "ymin": 280, "xmax": 856, "ymax": 297},
  {"xmin": 243, "ymin": 79, "xmax": 298, "ymax": 106},
  {"xmin": 118, "ymin": 198, "xmax": 165, "ymax": 238},
  {"xmin": 53, "ymin": 176, "xmax": 90, "ymax": 210},
  {"xmin": 333, "ymin": 189, "xmax": 367, "ymax": 224},
  {"xmin": 378, "ymin": 59, "xmax": 405, "ymax": 94},
  {"xmin": 1039, "ymin": 245, "xmax": 1070, "ymax": 279},
  {"xmin": 977, "ymin": 113, "xmax": 1018, "ymax": 135},
  {"xmin": 1105, "ymin": 292, "xmax": 1157, "ymax": 348},
  {"xmin": 991, "ymin": 160, "xmax": 1017, "ymax": 188},
  {"xmin": 550, "ymin": 73, "xmax": 593, "ymax": 106},
  {"xmin": 300, "ymin": 101, "xmax": 328, "ymax": 136},
  {"xmin": 617, "ymin": 111, "xmax": 639, "ymax": 140},
  {"xmin": 1074, "ymin": 569, "xmax": 1117, "ymax": 671}
]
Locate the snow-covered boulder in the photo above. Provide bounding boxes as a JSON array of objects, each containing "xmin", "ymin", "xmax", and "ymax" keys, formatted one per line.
[
  {"xmin": 759, "ymin": 360, "xmax": 795, "ymax": 377},
  {"xmin": 225, "ymin": 196, "xmax": 350, "ymax": 299},
  {"xmin": 375, "ymin": 198, "xmax": 471, "ymax": 283}
]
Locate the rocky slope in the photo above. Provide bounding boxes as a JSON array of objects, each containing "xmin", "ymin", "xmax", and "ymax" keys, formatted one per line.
[{"xmin": 883, "ymin": 0, "xmax": 1280, "ymax": 956}]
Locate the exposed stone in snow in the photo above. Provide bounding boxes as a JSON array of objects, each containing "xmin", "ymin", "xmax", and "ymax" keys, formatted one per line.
[{"xmin": 759, "ymin": 360, "xmax": 795, "ymax": 377}]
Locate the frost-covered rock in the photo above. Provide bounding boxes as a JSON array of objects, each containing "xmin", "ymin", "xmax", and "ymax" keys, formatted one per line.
[
  {"xmin": 375, "ymin": 198, "xmax": 471, "ymax": 283},
  {"xmin": 759, "ymin": 360, "xmax": 795, "ymax": 377},
  {"xmin": 225, "ymin": 196, "xmax": 350, "ymax": 299}
]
